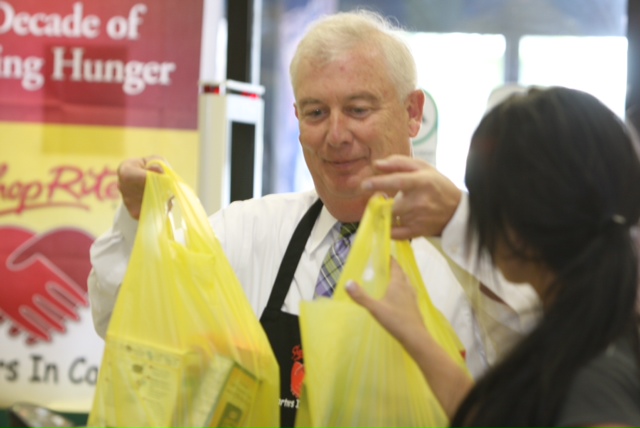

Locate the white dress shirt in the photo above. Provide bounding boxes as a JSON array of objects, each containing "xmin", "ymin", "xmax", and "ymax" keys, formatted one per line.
[{"xmin": 88, "ymin": 189, "xmax": 540, "ymax": 378}]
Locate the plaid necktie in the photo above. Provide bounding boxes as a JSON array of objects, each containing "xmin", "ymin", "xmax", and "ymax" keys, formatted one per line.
[{"xmin": 314, "ymin": 222, "xmax": 358, "ymax": 298}]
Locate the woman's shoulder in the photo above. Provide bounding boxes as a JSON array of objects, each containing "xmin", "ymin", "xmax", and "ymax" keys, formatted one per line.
[{"xmin": 557, "ymin": 331, "xmax": 640, "ymax": 427}]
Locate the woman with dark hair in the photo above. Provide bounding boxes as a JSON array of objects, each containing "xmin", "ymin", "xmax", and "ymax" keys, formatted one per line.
[{"xmin": 348, "ymin": 86, "xmax": 640, "ymax": 426}]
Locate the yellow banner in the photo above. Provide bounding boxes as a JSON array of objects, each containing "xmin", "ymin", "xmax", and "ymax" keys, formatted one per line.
[{"xmin": 0, "ymin": 121, "xmax": 198, "ymax": 412}]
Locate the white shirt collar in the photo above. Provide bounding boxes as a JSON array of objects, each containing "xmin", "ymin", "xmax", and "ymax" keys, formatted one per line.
[{"xmin": 306, "ymin": 204, "xmax": 339, "ymax": 254}]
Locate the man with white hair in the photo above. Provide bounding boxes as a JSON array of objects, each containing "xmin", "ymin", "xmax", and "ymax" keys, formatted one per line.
[{"xmin": 89, "ymin": 10, "xmax": 538, "ymax": 426}]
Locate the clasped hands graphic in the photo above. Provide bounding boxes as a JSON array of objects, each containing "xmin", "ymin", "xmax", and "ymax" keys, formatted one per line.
[{"xmin": 0, "ymin": 227, "xmax": 93, "ymax": 344}]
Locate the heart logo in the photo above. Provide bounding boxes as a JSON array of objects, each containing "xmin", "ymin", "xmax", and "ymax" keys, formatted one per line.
[{"xmin": 0, "ymin": 226, "xmax": 94, "ymax": 344}]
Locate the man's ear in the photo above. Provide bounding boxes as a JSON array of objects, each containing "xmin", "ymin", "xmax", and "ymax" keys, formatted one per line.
[
  {"xmin": 407, "ymin": 89, "xmax": 425, "ymax": 138},
  {"xmin": 294, "ymin": 103, "xmax": 299, "ymax": 120}
]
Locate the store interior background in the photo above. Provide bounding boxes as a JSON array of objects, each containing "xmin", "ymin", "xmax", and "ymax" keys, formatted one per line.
[
  {"xmin": 258, "ymin": 0, "xmax": 633, "ymax": 196},
  {"xmin": 3, "ymin": 0, "xmax": 639, "ymax": 425}
]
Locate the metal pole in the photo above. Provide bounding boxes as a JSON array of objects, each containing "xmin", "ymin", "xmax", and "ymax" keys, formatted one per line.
[{"xmin": 226, "ymin": 0, "xmax": 261, "ymax": 84}]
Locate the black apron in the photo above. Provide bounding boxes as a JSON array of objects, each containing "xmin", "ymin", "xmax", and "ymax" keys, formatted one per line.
[{"xmin": 259, "ymin": 199, "xmax": 323, "ymax": 428}]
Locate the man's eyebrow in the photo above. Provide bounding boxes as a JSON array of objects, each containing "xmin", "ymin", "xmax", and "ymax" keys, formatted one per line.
[
  {"xmin": 297, "ymin": 98, "xmax": 322, "ymax": 109},
  {"xmin": 296, "ymin": 93, "xmax": 379, "ymax": 109},
  {"xmin": 346, "ymin": 92, "xmax": 378, "ymax": 103}
]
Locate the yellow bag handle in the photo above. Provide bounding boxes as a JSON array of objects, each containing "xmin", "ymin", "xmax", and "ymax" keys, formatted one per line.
[
  {"xmin": 332, "ymin": 194, "xmax": 467, "ymax": 365},
  {"xmin": 139, "ymin": 160, "xmax": 218, "ymax": 255},
  {"xmin": 332, "ymin": 194, "xmax": 393, "ymax": 301}
]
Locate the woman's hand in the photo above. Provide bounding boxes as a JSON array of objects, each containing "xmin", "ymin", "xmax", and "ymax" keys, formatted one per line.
[
  {"xmin": 345, "ymin": 258, "xmax": 427, "ymax": 349},
  {"xmin": 346, "ymin": 256, "xmax": 473, "ymax": 420}
]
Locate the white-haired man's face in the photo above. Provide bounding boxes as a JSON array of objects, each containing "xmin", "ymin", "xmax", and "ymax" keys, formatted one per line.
[{"xmin": 293, "ymin": 47, "xmax": 423, "ymax": 221}]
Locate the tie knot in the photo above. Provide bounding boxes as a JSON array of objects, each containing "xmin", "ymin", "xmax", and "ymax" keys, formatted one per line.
[{"xmin": 339, "ymin": 222, "xmax": 358, "ymax": 238}]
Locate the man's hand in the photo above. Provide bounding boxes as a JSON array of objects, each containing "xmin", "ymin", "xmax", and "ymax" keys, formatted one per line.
[
  {"xmin": 117, "ymin": 156, "xmax": 165, "ymax": 220},
  {"xmin": 362, "ymin": 155, "xmax": 462, "ymax": 240}
]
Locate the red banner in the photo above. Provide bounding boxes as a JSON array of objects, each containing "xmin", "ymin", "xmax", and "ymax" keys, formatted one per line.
[{"xmin": 0, "ymin": 0, "xmax": 203, "ymax": 129}]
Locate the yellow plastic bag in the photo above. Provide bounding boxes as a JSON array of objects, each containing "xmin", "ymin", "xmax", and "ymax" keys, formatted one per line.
[
  {"xmin": 297, "ymin": 195, "xmax": 469, "ymax": 427},
  {"xmin": 88, "ymin": 162, "xmax": 279, "ymax": 427}
]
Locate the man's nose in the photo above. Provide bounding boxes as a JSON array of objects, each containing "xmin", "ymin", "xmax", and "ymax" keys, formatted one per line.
[{"xmin": 327, "ymin": 112, "xmax": 351, "ymax": 146}]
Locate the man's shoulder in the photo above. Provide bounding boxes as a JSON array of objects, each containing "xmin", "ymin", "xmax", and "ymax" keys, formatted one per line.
[
  {"xmin": 215, "ymin": 189, "xmax": 319, "ymax": 224},
  {"xmin": 410, "ymin": 236, "xmax": 448, "ymax": 262},
  {"xmin": 226, "ymin": 189, "xmax": 318, "ymax": 211}
]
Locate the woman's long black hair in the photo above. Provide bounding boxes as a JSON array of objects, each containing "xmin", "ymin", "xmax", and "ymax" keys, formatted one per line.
[{"xmin": 452, "ymin": 87, "xmax": 640, "ymax": 426}]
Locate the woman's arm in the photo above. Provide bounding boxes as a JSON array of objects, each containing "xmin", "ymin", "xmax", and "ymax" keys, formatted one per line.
[{"xmin": 346, "ymin": 259, "xmax": 473, "ymax": 420}]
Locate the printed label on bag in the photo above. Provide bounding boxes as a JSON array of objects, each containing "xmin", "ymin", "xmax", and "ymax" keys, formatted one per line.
[
  {"xmin": 207, "ymin": 358, "xmax": 259, "ymax": 427},
  {"xmin": 93, "ymin": 337, "xmax": 257, "ymax": 427}
]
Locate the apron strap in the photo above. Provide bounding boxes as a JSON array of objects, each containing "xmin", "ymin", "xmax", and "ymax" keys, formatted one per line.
[{"xmin": 264, "ymin": 198, "xmax": 323, "ymax": 310}]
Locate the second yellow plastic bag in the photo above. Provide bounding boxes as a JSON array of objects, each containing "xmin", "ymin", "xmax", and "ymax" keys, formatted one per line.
[
  {"xmin": 297, "ymin": 195, "xmax": 469, "ymax": 427},
  {"xmin": 88, "ymin": 162, "xmax": 279, "ymax": 427}
]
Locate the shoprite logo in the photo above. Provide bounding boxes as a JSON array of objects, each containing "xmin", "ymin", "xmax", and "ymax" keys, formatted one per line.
[
  {"xmin": 0, "ymin": 161, "xmax": 112, "ymax": 344},
  {"xmin": 0, "ymin": 162, "xmax": 119, "ymax": 216}
]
